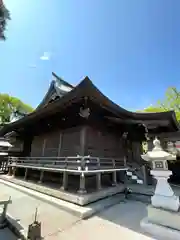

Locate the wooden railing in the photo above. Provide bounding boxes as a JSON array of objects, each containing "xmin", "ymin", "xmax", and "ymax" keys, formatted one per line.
[{"xmin": 8, "ymin": 156, "xmax": 126, "ymax": 172}]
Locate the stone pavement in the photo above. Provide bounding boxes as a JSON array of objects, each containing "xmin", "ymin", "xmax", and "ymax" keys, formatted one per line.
[
  {"xmin": 0, "ymin": 182, "xmax": 159, "ymax": 240},
  {"xmin": 0, "ymin": 182, "xmax": 80, "ymax": 239},
  {"xmin": 47, "ymin": 201, "xmax": 157, "ymax": 240}
]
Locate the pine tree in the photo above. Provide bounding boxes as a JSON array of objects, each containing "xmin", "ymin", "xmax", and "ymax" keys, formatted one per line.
[{"xmin": 0, "ymin": 0, "xmax": 10, "ymax": 40}]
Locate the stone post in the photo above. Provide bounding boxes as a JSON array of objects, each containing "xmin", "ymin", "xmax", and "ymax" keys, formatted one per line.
[{"xmin": 27, "ymin": 208, "xmax": 41, "ymax": 240}]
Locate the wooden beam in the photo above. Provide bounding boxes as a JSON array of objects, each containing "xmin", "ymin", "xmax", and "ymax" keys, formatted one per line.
[{"xmin": 105, "ymin": 116, "xmax": 169, "ymax": 127}]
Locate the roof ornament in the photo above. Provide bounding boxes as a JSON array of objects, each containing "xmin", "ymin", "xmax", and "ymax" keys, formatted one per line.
[
  {"xmin": 153, "ymin": 137, "xmax": 161, "ymax": 150},
  {"xmin": 79, "ymin": 96, "xmax": 90, "ymax": 119},
  {"xmin": 79, "ymin": 107, "xmax": 90, "ymax": 119}
]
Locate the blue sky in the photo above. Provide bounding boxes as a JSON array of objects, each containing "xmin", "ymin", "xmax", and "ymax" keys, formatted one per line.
[{"xmin": 0, "ymin": 0, "xmax": 180, "ymax": 111}]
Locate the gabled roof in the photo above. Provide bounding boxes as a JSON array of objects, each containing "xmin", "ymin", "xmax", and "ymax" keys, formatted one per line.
[
  {"xmin": 36, "ymin": 72, "xmax": 74, "ymax": 109},
  {"xmin": 0, "ymin": 76, "xmax": 179, "ymax": 135}
]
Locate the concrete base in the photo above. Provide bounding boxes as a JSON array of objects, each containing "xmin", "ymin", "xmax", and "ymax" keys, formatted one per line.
[
  {"xmin": 0, "ymin": 178, "xmax": 126, "ymax": 219},
  {"xmin": 147, "ymin": 205, "xmax": 180, "ymax": 231},
  {"xmin": 0, "ymin": 175, "xmax": 124, "ymax": 206},
  {"xmin": 151, "ymin": 194, "xmax": 180, "ymax": 212},
  {"xmin": 141, "ymin": 217, "xmax": 180, "ymax": 240},
  {"xmin": 141, "ymin": 205, "xmax": 180, "ymax": 240}
]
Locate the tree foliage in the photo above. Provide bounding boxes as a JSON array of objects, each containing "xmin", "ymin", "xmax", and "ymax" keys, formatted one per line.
[
  {"xmin": 142, "ymin": 87, "xmax": 180, "ymax": 122},
  {"xmin": 0, "ymin": 94, "xmax": 34, "ymax": 124},
  {"xmin": 0, "ymin": 0, "xmax": 10, "ymax": 40}
]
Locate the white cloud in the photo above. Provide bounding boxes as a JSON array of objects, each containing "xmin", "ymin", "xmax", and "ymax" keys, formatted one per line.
[
  {"xmin": 28, "ymin": 64, "xmax": 37, "ymax": 68},
  {"xmin": 40, "ymin": 52, "xmax": 51, "ymax": 61}
]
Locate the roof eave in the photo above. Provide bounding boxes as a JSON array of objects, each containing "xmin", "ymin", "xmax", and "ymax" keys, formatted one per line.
[{"xmin": 0, "ymin": 76, "xmax": 178, "ymax": 135}]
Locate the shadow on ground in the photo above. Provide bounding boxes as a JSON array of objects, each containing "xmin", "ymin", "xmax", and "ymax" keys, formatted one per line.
[
  {"xmin": 0, "ymin": 227, "xmax": 18, "ymax": 240},
  {"xmin": 94, "ymin": 199, "xmax": 158, "ymax": 239}
]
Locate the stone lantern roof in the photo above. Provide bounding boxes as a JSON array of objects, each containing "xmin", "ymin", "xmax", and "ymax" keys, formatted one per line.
[{"xmin": 141, "ymin": 137, "xmax": 176, "ymax": 161}]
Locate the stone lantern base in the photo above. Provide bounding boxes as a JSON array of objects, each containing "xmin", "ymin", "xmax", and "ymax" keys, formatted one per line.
[
  {"xmin": 140, "ymin": 170, "xmax": 180, "ymax": 239},
  {"xmin": 150, "ymin": 170, "xmax": 180, "ymax": 212},
  {"xmin": 141, "ymin": 205, "xmax": 180, "ymax": 240}
]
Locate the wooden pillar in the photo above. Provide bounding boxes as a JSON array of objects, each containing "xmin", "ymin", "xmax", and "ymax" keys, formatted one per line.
[
  {"xmin": 112, "ymin": 159, "xmax": 117, "ymax": 186},
  {"xmin": 96, "ymin": 173, "xmax": 102, "ymax": 190},
  {"xmin": 78, "ymin": 173, "xmax": 87, "ymax": 194},
  {"xmin": 61, "ymin": 171, "xmax": 68, "ymax": 190},
  {"xmin": 58, "ymin": 132, "xmax": 62, "ymax": 157},
  {"xmin": 12, "ymin": 167, "xmax": 16, "ymax": 177},
  {"xmin": 2, "ymin": 161, "xmax": 4, "ymax": 171},
  {"xmin": 80, "ymin": 126, "xmax": 87, "ymax": 156},
  {"xmin": 96, "ymin": 158, "xmax": 102, "ymax": 190},
  {"xmin": 42, "ymin": 139, "xmax": 46, "ymax": 156},
  {"xmin": 5, "ymin": 161, "xmax": 8, "ymax": 172},
  {"xmin": 112, "ymin": 171, "xmax": 117, "ymax": 186},
  {"xmin": 24, "ymin": 168, "xmax": 28, "ymax": 180},
  {"xmin": 7, "ymin": 167, "xmax": 12, "ymax": 176},
  {"xmin": 38, "ymin": 171, "xmax": 44, "ymax": 184}
]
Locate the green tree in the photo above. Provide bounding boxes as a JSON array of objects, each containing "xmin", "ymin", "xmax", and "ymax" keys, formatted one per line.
[
  {"xmin": 0, "ymin": 0, "xmax": 10, "ymax": 40},
  {"xmin": 0, "ymin": 94, "xmax": 34, "ymax": 124},
  {"xmin": 142, "ymin": 87, "xmax": 180, "ymax": 122}
]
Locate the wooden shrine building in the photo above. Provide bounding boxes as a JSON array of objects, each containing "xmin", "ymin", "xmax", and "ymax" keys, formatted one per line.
[{"xmin": 0, "ymin": 72, "xmax": 179, "ymax": 204}]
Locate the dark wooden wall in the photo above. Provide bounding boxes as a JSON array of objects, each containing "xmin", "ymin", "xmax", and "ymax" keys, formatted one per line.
[
  {"xmin": 85, "ymin": 126, "xmax": 124, "ymax": 158},
  {"xmin": 60, "ymin": 127, "xmax": 81, "ymax": 156},
  {"xmin": 30, "ymin": 126, "xmax": 81, "ymax": 157},
  {"xmin": 29, "ymin": 124, "xmax": 125, "ymax": 159},
  {"xmin": 15, "ymin": 123, "xmax": 141, "ymax": 164}
]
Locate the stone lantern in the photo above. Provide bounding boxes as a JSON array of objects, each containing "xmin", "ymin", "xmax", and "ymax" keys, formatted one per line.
[
  {"xmin": 141, "ymin": 137, "xmax": 180, "ymax": 240},
  {"xmin": 141, "ymin": 137, "xmax": 178, "ymax": 211}
]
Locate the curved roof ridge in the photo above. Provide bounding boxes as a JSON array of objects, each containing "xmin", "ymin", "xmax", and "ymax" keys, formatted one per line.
[
  {"xmin": 80, "ymin": 76, "xmax": 178, "ymax": 120},
  {"xmin": 52, "ymin": 72, "xmax": 74, "ymax": 88},
  {"xmin": 35, "ymin": 80, "xmax": 56, "ymax": 110}
]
